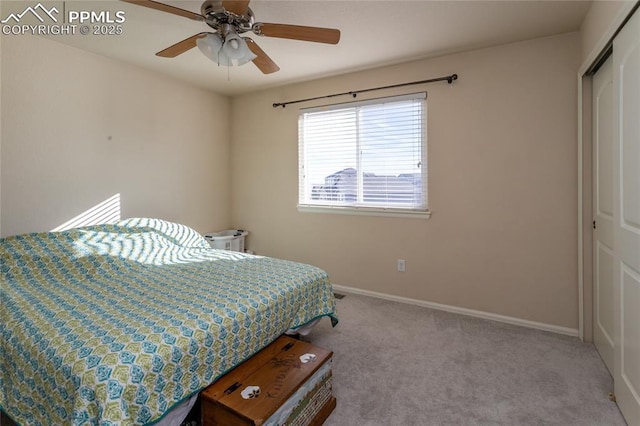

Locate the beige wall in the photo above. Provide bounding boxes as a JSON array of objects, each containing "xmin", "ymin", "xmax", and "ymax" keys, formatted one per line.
[
  {"xmin": 0, "ymin": 30, "xmax": 584, "ymax": 330},
  {"xmin": 1, "ymin": 35, "xmax": 231, "ymax": 237},
  {"xmin": 231, "ymin": 32, "xmax": 581, "ymax": 330}
]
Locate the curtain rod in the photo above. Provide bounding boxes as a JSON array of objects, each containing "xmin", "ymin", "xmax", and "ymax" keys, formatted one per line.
[{"xmin": 272, "ymin": 73, "xmax": 458, "ymax": 108}]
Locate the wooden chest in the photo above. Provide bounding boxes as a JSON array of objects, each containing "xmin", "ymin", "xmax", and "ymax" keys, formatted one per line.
[{"xmin": 201, "ymin": 336, "xmax": 335, "ymax": 426}]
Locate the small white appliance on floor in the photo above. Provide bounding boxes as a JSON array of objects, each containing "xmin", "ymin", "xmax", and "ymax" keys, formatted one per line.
[{"xmin": 204, "ymin": 229, "xmax": 248, "ymax": 252}]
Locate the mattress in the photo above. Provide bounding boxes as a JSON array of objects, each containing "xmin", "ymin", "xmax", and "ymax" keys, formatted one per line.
[{"xmin": 0, "ymin": 218, "xmax": 337, "ymax": 425}]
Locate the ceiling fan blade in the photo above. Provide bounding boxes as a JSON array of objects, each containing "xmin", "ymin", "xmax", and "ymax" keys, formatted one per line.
[
  {"xmin": 156, "ymin": 33, "xmax": 209, "ymax": 58},
  {"xmin": 122, "ymin": 0, "xmax": 204, "ymax": 21},
  {"xmin": 256, "ymin": 23, "xmax": 340, "ymax": 44},
  {"xmin": 245, "ymin": 38, "xmax": 280, "ymax": 74},
  {"xmin": 222, "ymin": 0, "xmax": 250, "ymax": 16}
]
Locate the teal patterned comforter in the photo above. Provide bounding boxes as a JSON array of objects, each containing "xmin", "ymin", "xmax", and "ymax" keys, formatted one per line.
[{"xmin": 0, "ymin": 218, "xmax": 337, "ymax": 425}]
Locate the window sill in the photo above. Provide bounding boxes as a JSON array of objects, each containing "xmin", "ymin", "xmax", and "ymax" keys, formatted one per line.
[{"xmin": 297, "ymin": 205, "xmax": 431, "ymax": 219}]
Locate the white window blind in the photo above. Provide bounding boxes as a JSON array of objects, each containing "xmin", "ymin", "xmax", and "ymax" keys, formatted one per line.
[{"xmin": 298, "ymin": 93, "xmax": 427, "ymax": 215}]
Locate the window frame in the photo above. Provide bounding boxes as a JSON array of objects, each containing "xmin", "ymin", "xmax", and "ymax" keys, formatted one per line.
[{"xmin": 297, "ymin": 92, "xmax": 430, "ymax": 218}]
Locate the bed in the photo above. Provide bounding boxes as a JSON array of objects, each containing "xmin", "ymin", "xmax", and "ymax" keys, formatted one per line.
[{"xmin": 0, "ymin": 218, "xmax": 338, "ymax": 425}]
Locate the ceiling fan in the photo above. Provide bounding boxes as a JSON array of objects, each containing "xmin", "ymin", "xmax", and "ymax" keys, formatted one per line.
[{"xmin": 122, "ymin": 0, "xmax": 341, "ymax": 74}]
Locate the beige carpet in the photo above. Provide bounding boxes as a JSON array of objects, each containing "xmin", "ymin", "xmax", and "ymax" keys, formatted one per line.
[{"xmin": 306, "ymin": 292, "xmax": 626, "ymax": 426}]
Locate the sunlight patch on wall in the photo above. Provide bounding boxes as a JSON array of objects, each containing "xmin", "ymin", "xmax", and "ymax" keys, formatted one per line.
[{"xmin": 51, "ymin": 193, "xmax": 121, "ymax": 232}]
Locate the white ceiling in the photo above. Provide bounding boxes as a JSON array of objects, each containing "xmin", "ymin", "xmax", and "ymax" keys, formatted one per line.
[{"xmin": 44, "ymin": 1, "xmax": 591, "ymax": 96}]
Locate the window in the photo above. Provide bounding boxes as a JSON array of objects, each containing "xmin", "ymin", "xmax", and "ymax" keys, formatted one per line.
[{"xmin": 298, "ymin": 93, "xmax": 427, "ymax": 216}]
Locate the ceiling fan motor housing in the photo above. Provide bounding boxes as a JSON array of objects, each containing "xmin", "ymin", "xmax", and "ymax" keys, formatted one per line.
[
  {"xmin": 201, "ymin": 0, "xmax": 254, "ymax": 35},
  {"xmin": 200, "ymin": 0, "xmax": 224, "ymax": 16}
]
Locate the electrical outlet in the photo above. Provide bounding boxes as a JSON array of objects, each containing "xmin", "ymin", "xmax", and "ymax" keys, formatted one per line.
[{"xmin": 397, "ymin": 259, "xmax": 405, "ymax": 272}]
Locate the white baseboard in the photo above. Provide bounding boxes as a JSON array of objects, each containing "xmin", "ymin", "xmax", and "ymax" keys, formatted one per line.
[{"xmin": 331, "ymin": 284, "xmax": 579, "ymax": 337}]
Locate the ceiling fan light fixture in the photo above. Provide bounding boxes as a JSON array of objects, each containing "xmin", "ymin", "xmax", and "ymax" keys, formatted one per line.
[
  {"xmin": 217, "ymin": 50, "xmax": 232, "ymax": 67},
  {"xmin": 236, "ymin": 54, "xmax": 255, "ymax": 66},
  {"xmin": 196, "ymin": 32, "xmax": 256, "ymax": 67},
  {"xmin": 222, "ymin": 33, "xmax": 257, "ymax": 63},
  {"xmin": 196, "ymin": 33, "xmax": 223, "ymax": 62}
]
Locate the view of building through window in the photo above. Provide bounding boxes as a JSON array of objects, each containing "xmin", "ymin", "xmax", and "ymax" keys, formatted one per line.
[{"xmin": 299, "ymin": 93, "xmax": 427, "ymax": 213}]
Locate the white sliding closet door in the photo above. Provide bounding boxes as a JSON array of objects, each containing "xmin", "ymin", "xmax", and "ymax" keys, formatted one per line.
[
  {"xmin": 612, "ymin": 8, "xmax": 640, "ymax": 425},
  {"xmin": 592, "ymin": 56, "xmax": 615, "ymax": 375}
]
